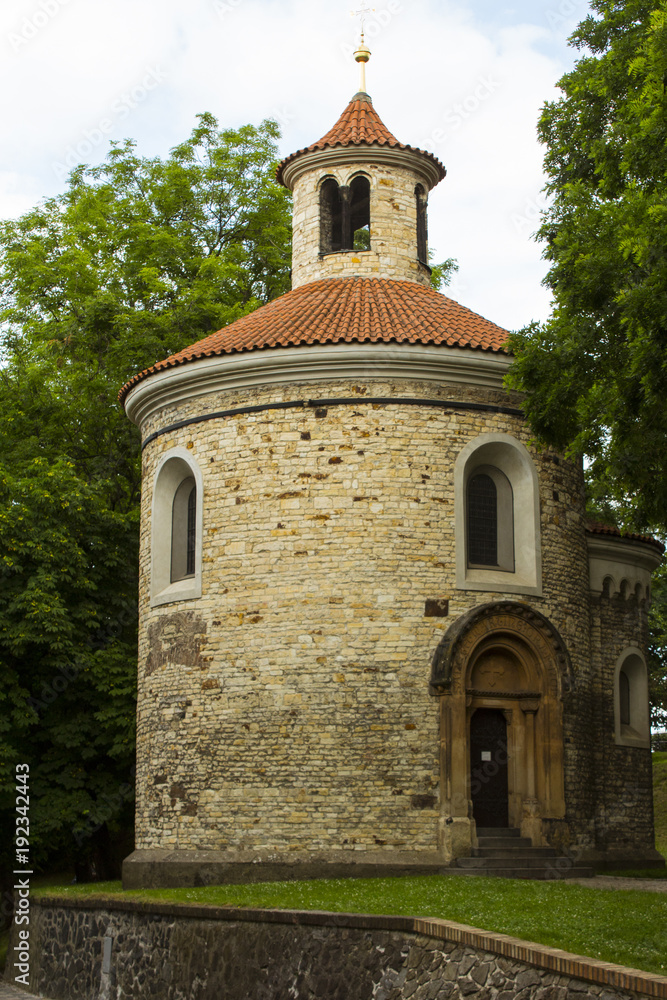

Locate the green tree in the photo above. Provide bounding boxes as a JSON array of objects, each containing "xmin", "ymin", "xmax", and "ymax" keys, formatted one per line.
[
  {"xmin": 429, "ymin": 255, "xmax": 459, "ymax": 292},
  {"xmin": 507, "ymin": 1, "xmax": 667, "ymax": 532},
  {"xmin": 0, "ymin": 113, "xmax": 292, "ymax": 885}
]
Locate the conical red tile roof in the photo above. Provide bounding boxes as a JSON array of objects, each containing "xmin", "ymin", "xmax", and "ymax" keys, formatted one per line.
[
  {"xmin": 119, "ymin": 278, "xmax": 509, "ymax": 403},
  {"xmin": 276, "ymin": 94, "xmax": 445, "ymax": 186}
]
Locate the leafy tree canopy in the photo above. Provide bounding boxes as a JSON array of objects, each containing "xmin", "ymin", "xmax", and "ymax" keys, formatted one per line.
[
  {"xmin": 0, "ymin": 114, "xmax": 291, "ymax": 881},
  {"xmin": 506, "ymin": 0, "xmax": 667, "ymax": 532}
]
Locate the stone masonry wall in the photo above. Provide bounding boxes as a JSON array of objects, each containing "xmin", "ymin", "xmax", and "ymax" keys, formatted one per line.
[
  {"xmin": 291, "ymin": 162, "xmax": 432, "ymax": 287},
  {"xmin": 590, "ymin": 590, "xmax": 655, "ymax": 860},
  {"xmin": 8, "ymin": 897, "xmax": 666, "ymax": 1000},
  {"xmin": 134, "ymin": 375, "xmax": 599, "ymax": 857}
]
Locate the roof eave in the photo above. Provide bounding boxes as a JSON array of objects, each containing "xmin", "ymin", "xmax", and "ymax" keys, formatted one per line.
[
  {"xmin": 278, "ymin": 143, "xmax": 445, "ymax": 191},
  {"xmin": 122, "ymin": 340, "xmax": 512, "ymax": 427}
]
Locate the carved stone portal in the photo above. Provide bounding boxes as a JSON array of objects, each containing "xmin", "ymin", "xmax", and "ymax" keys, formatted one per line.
[{"xmin": 433, "ymin": 602, "xmax": 568, "ymax": 861}]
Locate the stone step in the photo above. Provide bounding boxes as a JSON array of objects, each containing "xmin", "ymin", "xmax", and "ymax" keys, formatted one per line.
[
  {"xmin": 454, "ymin": 864, "xmax": 595, "ymax": 880},
  {"xmin": 455, "ymin": 826, "xmax": 596, "ymax": 878},
  {"xmin": 477, "ymin": 836, "xmax": 533, "ymax": 850},
  {"xmin": 476, "ymin": 827, "xmax": 522, "ymax": 838},
  {"xmin": 471, "ymin": 847, "xmax": 558, "ymax": 859},
  {"xmin": 458, "ymin": 856, "xmax": 566, "ymax": 870}
]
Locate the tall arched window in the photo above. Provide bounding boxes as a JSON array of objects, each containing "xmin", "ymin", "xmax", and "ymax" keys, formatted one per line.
[
  {"xmin": 171, "ymin": 477, "xmax": 196, "ymax": 583},
  {"xmin": 455, "ymin": 434, "xmax": 541, "ymax": 595},
  {"xmin": 415, "ymin": 184, "xmax": 428, "ymax": 262},
  {"xmin": 320, "ymin": 178, "xmax": 343, "ymax": 253},
  {"xmin": 466, "ymin": 466, "xmax": 514, "ymax": 571},
  {"xmin": 151, "ymin": 449, "xmax": 203, "ymax": 606},
  {"xmin": 619, "ymin": 669, "xmax": 631, "ymax": 727},
  {"xmin": 467, "ymin": 473, "xmax": 497, "ymax": 566},
  {"xmin": 350, "ymin": 175, "xmax": 371, "ymax": 251}
]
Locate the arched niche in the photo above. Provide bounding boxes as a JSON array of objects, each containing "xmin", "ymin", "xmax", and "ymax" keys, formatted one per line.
[{"xmin": 614, "ymin": 647, "xmax": 650, "ymax": 748}]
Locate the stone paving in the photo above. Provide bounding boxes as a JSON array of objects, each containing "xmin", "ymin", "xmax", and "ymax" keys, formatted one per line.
[
  {"xmin": 0, "ymin": 985, "xmax": 44, "ymax": 1000},
  {"xmin": 572, "ymin": 874, "xmax": 667, "ymax": 893}
]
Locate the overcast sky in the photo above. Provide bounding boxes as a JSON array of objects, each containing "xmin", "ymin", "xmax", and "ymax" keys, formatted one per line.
[{"xmin": 0, "ymin": 0, "xmax": 591, "ymax": 331}]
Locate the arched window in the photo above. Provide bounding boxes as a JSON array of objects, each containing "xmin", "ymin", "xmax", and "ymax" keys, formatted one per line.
[
  {"xmin": 415, "ymin": 184, "xmax": 427, "ymax": 262},
  {"xmin": 467, "ymin": 473, "xmax": 497, "ymax": 566},
  {"xmin": 619, "ymin": 669, "xmax": 631, "ymax": 727},
  {"xmin": 350, "ymin": 175, "xmax": 371, "ymax": 251},
  {"xmin": 320, "ymin": 175, "xmax": 371, "ymax": 253},
  {"xmin": 171, "ymin": 477, "xmax": 196, "ymax": 583},
  {"xmin": 466, "ymin": 467, "xmax": 514, "ymax": 571},
  {"xmin": 614, "ymin": 650, "xmax": 650, "ymax": 747},
  {"xmin": 455, "ymin": 434, "xmax": 540, "ymax": 595},
  {"xmin": 151, "ymin": 449, "xmax": 203, "ymax": 606},
  {"xmin": 320, "ymin": 179, "xmax": 343, "ymax": 253}
]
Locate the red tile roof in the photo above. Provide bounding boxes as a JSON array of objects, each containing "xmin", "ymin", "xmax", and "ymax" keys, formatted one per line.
[
  {"xmin": 119, "ymin": 277, "xmax": 510, "ymax": 403},
  {"xmin": 587, "ymin": 522, "xmax": 664, "ymax": 553},
  {"xmin": 276, "ymin": 94, "xmax": 445, "ymax": 186}
]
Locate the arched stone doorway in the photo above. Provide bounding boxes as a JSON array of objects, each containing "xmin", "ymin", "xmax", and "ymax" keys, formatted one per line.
[{"xmin": 430, "ymin": 602, "xmax": 572, "ymax": 862}]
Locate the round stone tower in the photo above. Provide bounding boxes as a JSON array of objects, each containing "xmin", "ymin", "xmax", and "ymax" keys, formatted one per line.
[{"xmin": 121, "ymin": 48, "xmax": 663, "ymax": 887}]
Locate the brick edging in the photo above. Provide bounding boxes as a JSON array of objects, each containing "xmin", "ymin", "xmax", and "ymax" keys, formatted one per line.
[{"xmin": 33, "ymin": 894, "xmax": 667, "ymax": 998}]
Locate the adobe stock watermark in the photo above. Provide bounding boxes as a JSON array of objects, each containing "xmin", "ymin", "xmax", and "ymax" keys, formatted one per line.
[
  {"xmin": 72, "ymin": 772, "xmax": 135, "ymax": 847},
  {"xmin": 8, "ymin": 0, "xmax": 74, "ymax": 53},
  {"xmin": 26, "ymin": 601, "xmax": 138, "ymax": 714},
  {"xmin": 424, "ymin": 75, "xmax": 501, "ymax": 148},
  {"xmin": 270, "ymin": 106, "xmax": 297, "ymax": 131},
  {"xmin": 511, "ymin": 192, "xmax": 550, "ymax": 236},
  {"xmin": 213, "ymin": 0, "xmax": 243, "ymax": 16},
  {"xmin": 340, "ymin": 1, "xmax": 403, "ymax": 60},
  {"xmin": 51, "ymin": 65, "xmax": 167, "ymax": 181},
  {"xmin": 545, "ymin": 0, "xmax": 585, "ymax": 32}
]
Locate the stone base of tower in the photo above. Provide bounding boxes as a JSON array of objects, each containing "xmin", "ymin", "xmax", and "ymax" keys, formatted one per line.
[
  {"xmin": 122, "ymin": 849, "xmax": 450, "ymax": 889},
  {"xmin": 577, "ymin": 848, "xmax": 665, "ymax": 871}
]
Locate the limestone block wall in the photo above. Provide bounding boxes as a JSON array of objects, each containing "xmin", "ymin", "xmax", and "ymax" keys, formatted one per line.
[
  {"xmin": 290, "ymin": 162, "xmax": 431, "ymax": 287},
  {"xmin": 133, "ymin": 374, "xmax": 597, "ymax": 856}
]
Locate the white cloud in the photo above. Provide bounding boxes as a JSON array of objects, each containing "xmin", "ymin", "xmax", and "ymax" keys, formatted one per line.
[{"xmin": 0, "ymin": 0, "xmax": 588, "ymax": 329}]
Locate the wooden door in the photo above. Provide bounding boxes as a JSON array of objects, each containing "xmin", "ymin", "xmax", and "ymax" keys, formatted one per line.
[{"xmin": 470, "ymin": 708, "xmax": 509, "ymax": 828}]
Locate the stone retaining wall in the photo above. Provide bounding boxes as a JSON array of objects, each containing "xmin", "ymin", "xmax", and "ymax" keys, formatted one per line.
[{"xmin": 6, "ymin": 895, "xmax": 666, "ymax": 999}]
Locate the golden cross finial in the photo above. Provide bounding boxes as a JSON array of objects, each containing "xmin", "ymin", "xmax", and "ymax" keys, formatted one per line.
[
  {"xmin": 351, "ymin": 3, "xmax": 374, "ymax": 37},
  {"xmin": 351, "ymin": 5, "xmax": 373, "ymax": 93}
]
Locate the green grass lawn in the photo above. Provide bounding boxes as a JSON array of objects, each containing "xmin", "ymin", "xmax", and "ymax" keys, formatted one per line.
[{"xmin": 35, "ymin": 874, "xmax": 667, "ymax": 977}]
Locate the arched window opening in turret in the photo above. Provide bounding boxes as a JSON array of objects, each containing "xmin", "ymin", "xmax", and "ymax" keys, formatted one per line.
[
  {"xmin": 416, "ymin": 184, "xmax": 428, "ymax": 262},
  {"xmin": 350, "ymin": 175, "xmax": 371, "ymax": 251},
  {"xmin": 320, "ymin": 179, "xmax": 343, "ymax": 253}
]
